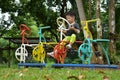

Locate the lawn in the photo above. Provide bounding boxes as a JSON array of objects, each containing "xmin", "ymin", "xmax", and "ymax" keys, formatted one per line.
[{"xmin": 0, "ymin": 64, "xmax": 120, "ymax": 80}]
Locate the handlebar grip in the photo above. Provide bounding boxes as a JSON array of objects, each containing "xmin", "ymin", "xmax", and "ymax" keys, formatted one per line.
[
  {"xmin": 19, "ymin": 24, "xmax": 30, "ymax": 31},
  {"xmin": 39, "ymin": 26, "xmax": 50, "ymax": 30},
  {"xmin": 19, "ymin": 24, "xmax": 31, "ymax": 36}
]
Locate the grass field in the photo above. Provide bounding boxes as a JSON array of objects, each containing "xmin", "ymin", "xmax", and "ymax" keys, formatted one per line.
[{"xmin": 0, "ymin": 64, "xmax": 120, "ymax": 80}]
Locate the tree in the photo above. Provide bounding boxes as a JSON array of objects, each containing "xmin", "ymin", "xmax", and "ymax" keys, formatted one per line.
[
  {"xmin": 95, "ymin": 0, "xmax": 103, "ymax": 64},
  {"xmin": 115, "ymin": 2, "xmax": 120, "ymax": 55},
  {"xmin": 109, "ymin": 0, "xmax": 116, "ymax": 54},
  {"xmin": 96, "ymin": 0, "xmax": 102, "ymax": 39},
  {"xmin": 75, "ymin": 0, "xmax": 86, "ymax": 38}
]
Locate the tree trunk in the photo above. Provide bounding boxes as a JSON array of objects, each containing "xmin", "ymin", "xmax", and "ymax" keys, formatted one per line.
[
  {"xmin": 88, "ymin": 0, "xmax": 94, "ymax": 36},
  {"xmin": 75, "ymin": 0, "xmax": 86, "ymax": 29},
  {"xmin": 95, "ymin": 0, "xmax": 103, "ymax": 64},
  {"xmin": 75, "ymin": 0, "xmax": 96, "ymax": 63},
  {"xmin": 109, "ymin": 0, "xmax": 116, "ymax": 54},
  {"xmin": 96, "ymin": 0, "xmax": 102, "ymax": 39}
]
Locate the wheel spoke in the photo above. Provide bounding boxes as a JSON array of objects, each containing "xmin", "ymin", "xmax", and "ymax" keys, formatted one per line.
[{"xmin": 15, "ymin": 52, "xmax": 21, "ymax": 55}]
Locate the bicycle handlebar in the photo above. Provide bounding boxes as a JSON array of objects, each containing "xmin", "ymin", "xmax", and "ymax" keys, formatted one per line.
[
  {"xmin": 39, "ymin": 26, "xmax": 50, "ymax": 30},
  {"xmin": 19, "ymin": 24, "xmax": 30, "ymax": 31}
]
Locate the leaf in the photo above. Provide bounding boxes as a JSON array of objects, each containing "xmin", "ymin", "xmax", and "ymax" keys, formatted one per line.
[
  {"xmin": 19, "ymin": 72, "xmax": 23, "ymax": 77},
  {"xmin": 67, "ymin": 76, "xmax": 79, "ymax": 80},
  {"xmin": 44, "ymin": 75, "xmax": 52, "ymax": 80},
  {"xmin": 78, "ymin": 74, "xmax": 85, "ymax": 79},
  {"xmin": 98, "ymin": 70, "xmax": 105, "ymax": 74},
  {"xmin": 103, "ymin": 76, "xmax": 109, "ymax": 80}
]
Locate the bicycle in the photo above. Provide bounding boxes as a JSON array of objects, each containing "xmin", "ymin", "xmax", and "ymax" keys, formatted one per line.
[
  {"xmin": 78, "ymin": 19, "xmax": 110, "ymax": 64},
  {"xmin": 15, "ymin": 24, "xmax": 31, "ymax": 63},
  {"xmin": 32, "ymin": 26, "xmax": 57, "ymax": 63}
]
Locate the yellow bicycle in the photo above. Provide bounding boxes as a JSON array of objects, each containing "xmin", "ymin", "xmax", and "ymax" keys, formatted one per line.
[
  {"xmin": 32, "ymin": 26, "xmax": 50, "ymax": 63},
  {"xmin": 81, "ymin": 18, "xmax": 100, "ymax": 39},
  {"xmin": 32, "ymin": 26, "xmax": 57, "ymax": 63}
]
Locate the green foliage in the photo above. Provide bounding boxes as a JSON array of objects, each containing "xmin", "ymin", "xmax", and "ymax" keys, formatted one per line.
[
  {"xmin": 0, "ymin": 0, "xmax": 18, "ymax": 12},
  {"xmin": 0, "ymin": 38, "xmax": 9, "ymax": 48},
  {"xmin": 109, "ymin": 53, "xmax": 120, "ymax": 64},
  {"xmin": 29, "ymin": 25, "xmax": 39, "ymax": 37},
  {"xmin": 115, "ymin": 5, "xmax": 120, "ymax": 33},
  {"xmin": 4, "ymin": 25, "xmax": 20, "ymax": 38}
]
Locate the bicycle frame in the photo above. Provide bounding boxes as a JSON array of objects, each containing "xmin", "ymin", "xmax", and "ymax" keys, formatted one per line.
[
  {"xmin": 15, "ymin": 24, "xmax": 31, "ymax": 63},
  {"xmin": 32, "ymin": 26, "xmax": 51, "ymax": 63},
  {"xmin": 81, "ymin": 18, "xmax": 100, "ymax": 39}
]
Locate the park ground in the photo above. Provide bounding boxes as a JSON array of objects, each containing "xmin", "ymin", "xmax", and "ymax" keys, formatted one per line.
[{"xmin": 0, "ymin": 64, "xmax": 120, "ymax": 80}]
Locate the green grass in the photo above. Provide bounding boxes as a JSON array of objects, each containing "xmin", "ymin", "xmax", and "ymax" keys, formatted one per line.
[{"xmin": 0, "ymin": 64, "xmax": 120, "ymax": 80}]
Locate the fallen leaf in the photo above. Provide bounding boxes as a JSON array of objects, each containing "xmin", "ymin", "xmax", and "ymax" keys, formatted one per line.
[
  {"xmin": 67, "ymin": 76, "xmax": 79, "ymax": 80},
  {"xmin": 44, "ymin": 75, "xmax": 52, "ymax": 80},
  {"xmin": 98, "ymin": 70, "xmax": 105, "ymax": 74},
  {"xmin": 19, "ymin": 73, "xmax": 23, "ymax": 77},
  {"xmin": 78, "ymin": 74, "xmax": 85, "ymax": 79},
  {"xmin": 103, "ymin": 76, "xmax": 109, "ymax": 80}
]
